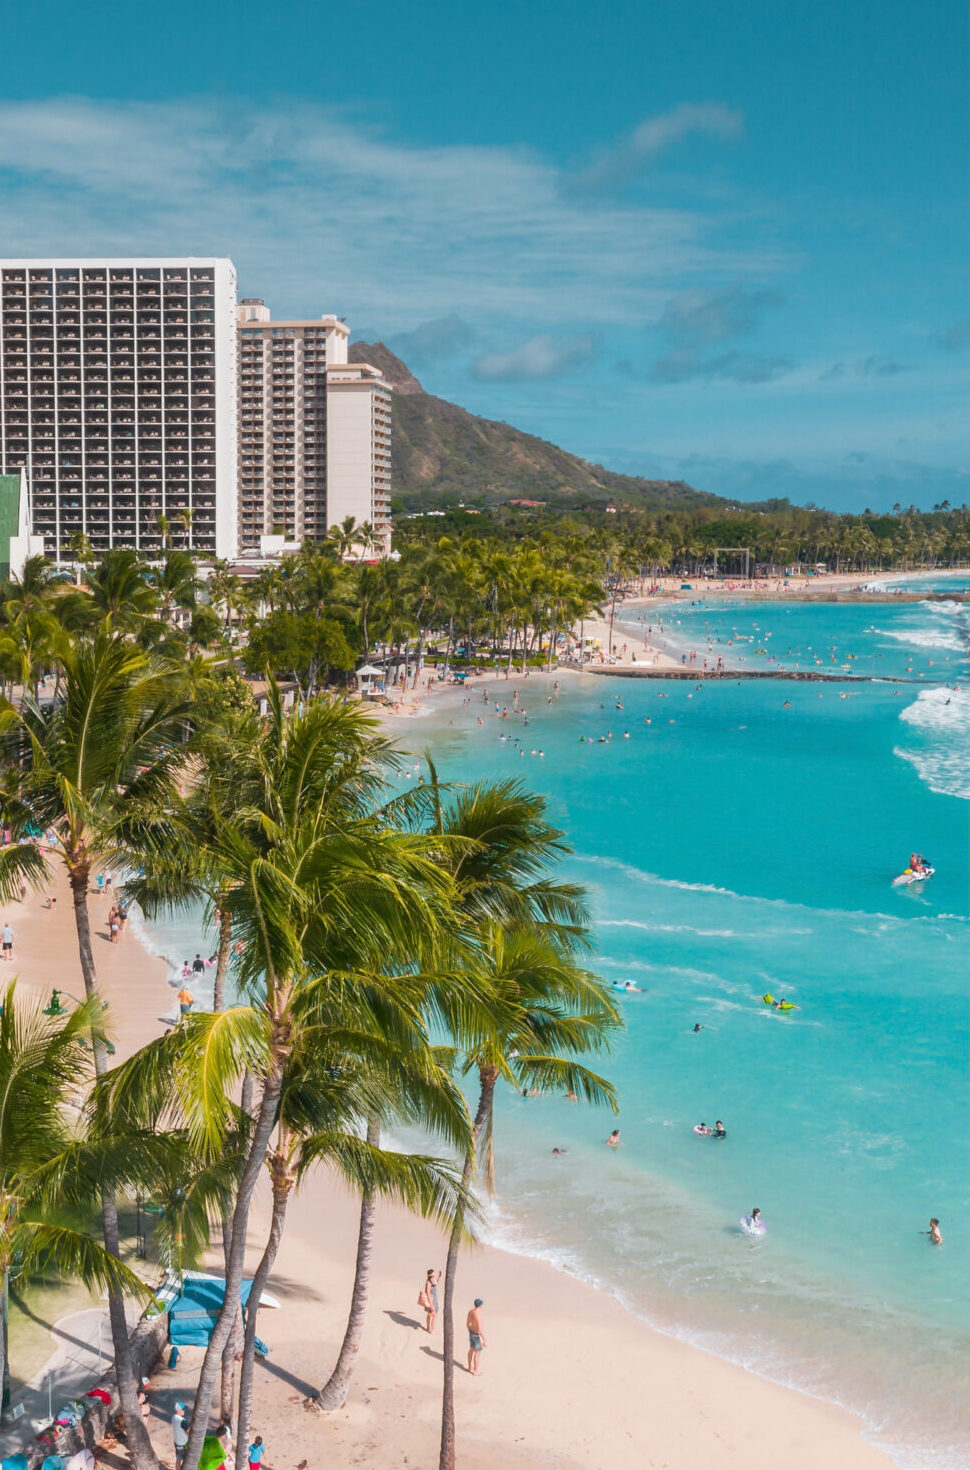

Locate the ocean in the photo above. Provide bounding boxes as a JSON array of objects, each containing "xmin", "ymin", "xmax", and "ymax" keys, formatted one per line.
[{"xmin": 138, "ymin": 583, "xmax": 969, "ymax": 1469}]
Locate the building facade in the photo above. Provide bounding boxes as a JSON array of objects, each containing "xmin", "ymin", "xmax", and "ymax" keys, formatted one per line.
[
  {"xmin": 0, "ymin": 258, "xmax": 238, "ymax": 560},
  {"xmin": 237, "ymin": 301, "xmax": 391, "ymax": 552}
]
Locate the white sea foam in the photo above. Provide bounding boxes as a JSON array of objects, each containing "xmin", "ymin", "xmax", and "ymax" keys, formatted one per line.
[
  {"xmin": 895, "ymin": 686, "xmax": 970, "ymax": 800},
  {"xmin": 582, "ymin": 852, "xmax": 967, "ymax": 927}
]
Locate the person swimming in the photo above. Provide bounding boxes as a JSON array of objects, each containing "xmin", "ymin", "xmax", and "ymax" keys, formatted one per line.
[
  {"xmin": 605, "ymin": 1129, "xmax": 621, "ymax": 1147},
  {"xmin": 692, "ymin": 1023, "xmax": 704, "ymax": 1033},
  {"xmin": 714, "ymin": 1120, "xmax": 726, "ymax": 1138}
]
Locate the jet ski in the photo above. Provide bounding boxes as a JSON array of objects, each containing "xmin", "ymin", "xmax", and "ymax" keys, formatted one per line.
[{"xmin": 893, "ymin": 864, "xmax": 935, "ymax": 886}]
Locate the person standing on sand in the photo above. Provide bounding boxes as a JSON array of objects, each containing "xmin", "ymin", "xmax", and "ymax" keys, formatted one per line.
[
  {"xmin": 1, "ymin": 921, "xmax": 12, "ymax": 961},
  {"xmin": 420, "ymin": 1268, "xmax": 440, "ymax": 1332},
  {"xmin": 466, "ymin": 1299, "xmax": 486, "ymax": 1374},
  {"xmin": 172, "ymin": 1403, "xmax": 188, "ymax": 1467}
]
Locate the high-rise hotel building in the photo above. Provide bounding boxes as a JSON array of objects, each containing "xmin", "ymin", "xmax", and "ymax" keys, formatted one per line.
[
  {"xmin": 237, "ymin": 300, "xmax": 391, "ymax": 551},
  {"xmin": 0, "ymin": 258, "xmax": 238, "ymax": 560}
]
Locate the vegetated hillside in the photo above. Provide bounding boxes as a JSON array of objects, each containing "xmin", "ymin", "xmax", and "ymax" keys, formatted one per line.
[{"xmin": 349, "ymin": 343, "xmax": 720, "ymax": 512}]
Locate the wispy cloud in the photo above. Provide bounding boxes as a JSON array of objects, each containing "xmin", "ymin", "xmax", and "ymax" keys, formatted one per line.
[
  {"xmin": 575, "ymin": 103, "xmax": 744, "ymax": 192},
  {"xmin": 472, "ymin": 333, "xmax": 596, "ymax": 382},
  {"xmin": 861, "ymin": 355, "xmax": 910, "ymax": 377},
  {"xmin": 388, "ymin": 314, "xmax": 474, "ymax": 364},
  {"xmin": 0, "ymin": 97, "xmax": 781, "ymax": 333},
  {"xmin": 648, "ymin": 285, "xmax": 789, "ymax": 383}
]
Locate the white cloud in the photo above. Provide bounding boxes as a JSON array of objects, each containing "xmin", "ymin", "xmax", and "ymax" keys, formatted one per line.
[
  {"xmin": 0, "ymin": 96, "xmax": 784, "ymax": 333},
  {"xmin": 574, "ymin": 102, "xmax": 744, "ymax": 191},
  {"xmin": 472, "ymin": 333, "xmax": 596, "ymax": 382}
]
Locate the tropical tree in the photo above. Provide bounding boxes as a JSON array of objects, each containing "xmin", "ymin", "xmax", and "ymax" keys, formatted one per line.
[
  {"xmin": 153, "ymin": 692, "xmax": 462, "ymax": 1470},
  {"xmin": 0, "ymin": 632, "xmax": 191, "ymax": 1467},
  {"xmin": 0, "ymin": 983, "xmax": 153, "ymax": 1425},
  {"xmin": 424, "ymin": 778, "xmax": 620, "ymax": 1470},
  {"xmin": 236, "ymin": 1010, "xmax": 471, "ymax": 1453}
]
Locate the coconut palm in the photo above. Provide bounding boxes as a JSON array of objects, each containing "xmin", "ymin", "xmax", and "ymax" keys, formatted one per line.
[
  {"xmin": 0, "ymin": 983, "xmax": 154, "ymax": 1424},
  {"xmin": 153, "ymin": 692, "xmax": 461, "ymax": 1470},
  {"xmin": 72, "ymin": 548, "xmax": 158, "ymax": 632},
  {"xmin": 423, "ymin": 778, "xmax": 619, "ymax": 1470},
  {"xmin": 437, "ymin": 928, "xmax": 618, "ymax": 1470},
  {"xmin": 236, "ymin": 1006, "xmax": 472, "ymax": 1454},
  {"xmin": 0, "ymin": 632, "xmax": 191, "ymax": 1466},
  {"xmin": 149, "ymin": 550, "xmax": 199, "ymax": 628}
]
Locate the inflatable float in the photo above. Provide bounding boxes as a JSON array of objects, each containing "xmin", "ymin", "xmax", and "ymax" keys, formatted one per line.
[{"xmin": 762, "ymin": 993, "xmax": 798, "ymax": 1012}]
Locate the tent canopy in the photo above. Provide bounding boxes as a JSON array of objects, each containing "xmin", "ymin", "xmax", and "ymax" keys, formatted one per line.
[
  {"xmin": 168, "ymin": 1276, "xmax": 278, "ymax": 1346},
  {"xmin": 356, "ymin": 664, "xmax": 383, "ymax": 676}
]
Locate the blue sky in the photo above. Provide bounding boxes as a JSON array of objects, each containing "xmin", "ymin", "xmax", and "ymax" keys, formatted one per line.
[{"xmin": 2, "ymin": 0, "xmax": 967, "ymax": 511}]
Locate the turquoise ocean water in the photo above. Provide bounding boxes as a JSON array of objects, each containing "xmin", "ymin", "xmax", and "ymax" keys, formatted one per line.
[{"xmin": 138, "ymin": 585, "xmax": 969, "ymax": 1469}]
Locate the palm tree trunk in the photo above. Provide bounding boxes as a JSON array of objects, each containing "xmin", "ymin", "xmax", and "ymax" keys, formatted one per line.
[
  {"xmin": 214, "ymin": 899, "xmax": 238, "ymax": 1422},
  {"xmin": 219, "ymin": 1221, "xmax": 242, "ymax": 1424},
  {"xmin": 69, "ymin": 866, "xmax": 159, "ymax": 1470},
  {"xmin": 1, "ymin": 1268, "xmax": 10, "ymax": 1422},
  {"xmin": 233, "ymin": 1149, "xmax": 294, "ymax": 1470},
  {"xmin": 312, "ymin": 1119, "xmax": 380, "ymax": 1410},
  {"xmin": 213, "ymin": 904, "xmax": 233, "ymax": 1013},
  {"xmin": 439, "ymin": 1069, "xmax": 496, "ymax": 1470},
  {"xmin": 181, "ymin": 1059, "xmax": 284, "ymax": 1470}
]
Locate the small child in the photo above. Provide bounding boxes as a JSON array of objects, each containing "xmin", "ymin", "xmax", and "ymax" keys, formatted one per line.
[{"xmin": 248, "ymin": 1436, "xmax": 269, "ymax": 1470}]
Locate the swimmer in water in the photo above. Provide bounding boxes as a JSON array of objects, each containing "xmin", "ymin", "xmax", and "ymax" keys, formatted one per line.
[
  {"xmin": 692, "ymin": 1023, "xmax": 704, "ymax": 1033},
  {"xmin": 605, "ymin": 1129, "xmax": 621, "ymax": 1147},
  {"xmin": 714, "ymin": 1120, "xmax": 726, "ymax": 1139},
  {"xmin": 927, "ymin": 1218, "xmax": 943, "ymax": 1245}
]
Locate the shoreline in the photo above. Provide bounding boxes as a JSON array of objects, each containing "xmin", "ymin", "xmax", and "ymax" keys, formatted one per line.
[{"xmin": 2, "ymin": 769, "xmax": 901, "ymax": 1467}]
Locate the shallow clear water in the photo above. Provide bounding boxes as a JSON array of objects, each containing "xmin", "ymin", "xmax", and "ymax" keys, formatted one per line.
[
  {"xmin": 403, "ymin": 594, "xmax": 969, "ymax": 1470},
  {"xmin": 140, "ymin": 591, "xmax": 969, "ymax": 1468}
]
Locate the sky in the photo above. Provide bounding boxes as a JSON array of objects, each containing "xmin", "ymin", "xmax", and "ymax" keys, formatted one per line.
[{"xmin": 2, "ymin": 0, "xmax": 967, "ymax": 512}]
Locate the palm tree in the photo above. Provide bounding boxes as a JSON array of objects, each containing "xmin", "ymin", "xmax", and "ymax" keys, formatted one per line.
[
  {"xmin": 437, "ymin": 929, "xmax": 618, "ymax": 1470},
  {"xmin": 160, "ymin": 692, "xmax": 459, "ymax": 1470},
  {"xmin": 177, "ymin": 506, "xmax": 194, "ymax": 550},
  {"xmin": 423, "ymin": 778, "xmax": 620, "ymax": 1470},
  {"xmin": 82, "ymin": 548, "xmax": 157, "ymax": 631},
  {"xmin": 0, "ymin": 982, "xmax": 153, "ymax": 1422},
  {"xmin": 237, "ymin": 1011, "xmax": 471, "ymax": 1453},
  {"xmin": 149, "ymin": 550, "xmax": 199, "ymax": 628},
  {"xmin": 0, "ymin": 633, "xmax": 191, "ymax": 1467}
]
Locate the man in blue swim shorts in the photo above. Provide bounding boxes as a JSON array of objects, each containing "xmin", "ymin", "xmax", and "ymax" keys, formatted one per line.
[{"xmin": 466, "ymin": 1298, "xmax": 486, "ymax": 1375}]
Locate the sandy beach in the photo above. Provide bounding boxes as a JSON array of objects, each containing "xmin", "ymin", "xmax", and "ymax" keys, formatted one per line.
[{"xmin": 3, "ymin": 868, "xmax": 897, "ymax": 1468}]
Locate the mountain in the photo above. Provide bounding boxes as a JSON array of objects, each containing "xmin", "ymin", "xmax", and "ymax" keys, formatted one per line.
[{"xmin": 349, "ymin": 343, "xmax": 719, "ymax": 512}]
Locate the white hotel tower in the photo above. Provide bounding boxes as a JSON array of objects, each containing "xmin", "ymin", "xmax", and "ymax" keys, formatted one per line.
[
  {"xmin": 0, "ymin": 258, "xmax": 238, "ymax": 560},
  {"xmin": 237, "ymin": 299, "xmax": 391, "ymax": 551}
]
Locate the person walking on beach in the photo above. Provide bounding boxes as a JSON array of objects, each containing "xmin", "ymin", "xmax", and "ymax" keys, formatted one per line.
[
  {"xmin": 248, "ymin": 1434, "xmax": 270, "ymax": 1470},
  {"xmin": 109, "ymin": 908, "xmax": 120, "ymax": 943},
  {"xmin": 1, "ymin": 921, "xmax": 12, "ymax": 961},
  {"xmin": 419, "ymin": 1268, "xmax": 440, "ymax": 1333},
  {"xmin": 466, "ymin": 1299, "xmax": 486, "ymax": 1375},
  {"xmin": 177, "ymin": 986, "xmax": 194, "ymax": 1017}
]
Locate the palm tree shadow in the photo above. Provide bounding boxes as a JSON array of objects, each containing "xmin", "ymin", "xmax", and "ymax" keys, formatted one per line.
[
  {"xmin": 383, "ymin": 1308, "xmax": 422, "ymax": 1331},
  {"xmin": 420, "ymin": 1345, "xmax": 465, "ymax": 1370}
]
